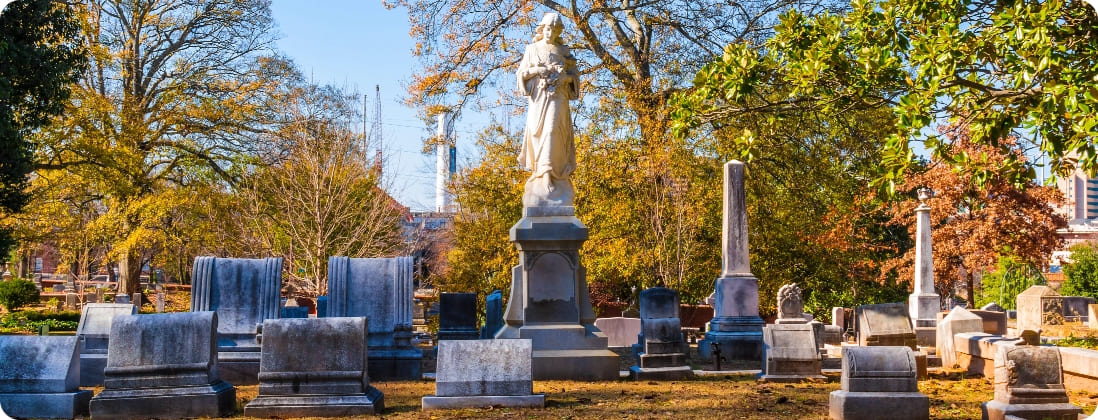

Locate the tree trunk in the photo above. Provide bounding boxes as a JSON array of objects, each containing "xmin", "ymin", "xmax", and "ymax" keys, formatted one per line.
[
  {"xmin": 118, "ymin": 248, "xmax": 142, "ymax": 295},
  {"xmin": 966, "ymin": 269, "xmax": 976, "ymax": 308}
]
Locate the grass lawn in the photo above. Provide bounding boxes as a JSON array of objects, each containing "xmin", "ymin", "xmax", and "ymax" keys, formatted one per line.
[{"xmin": 219, "ymin": 371, "xmax": 1098, "ymax": 419}]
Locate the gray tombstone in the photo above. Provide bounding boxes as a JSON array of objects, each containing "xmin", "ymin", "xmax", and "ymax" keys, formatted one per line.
[
  {"xmin": 114, "ymin": 294, "xmax": 130, "ymax": 304},
  {"xmin": 1061, "ymin": 296, "xmax": 1096, "ymax": 322},
  {"xmin": 855, "ymin": 303, "xmax": 917, "ymax": 349},
  {"xmin": 969, "ymin": 310, "xmax": 1008, "ymax": 335},
  {"xmin": 89, "ymin": 312, "xmax": 236, "ymax": 419},
  {"xmin": 438, "ymin": 292, "xmax": 479, "ymax": 341},
  {"xmin": 64, "ymin": 292, "xmax": 78, "ymax": 310},
  {"xmin": 981, "ymin": 344, "xmax": 1082, "ymax": 420},
  {"xmin": 935, "ymin": 307, "xmax": 984, "ymax": 369},
  {"xmin": 190, "ymin": 256, "xmax": 282, "ymax": 385},
  {"xmin": 155, "ymin": 292, "xmax": 165, "ymax": 313},
  {"xmin": 981, "ymin": 302, "xmax": 1005, "ymax": 312},
  {"xmin": 280, "ymin": 306, "xmax": 309, "ymax": 319},
  {"xmin": 76, "ymin": 303, "xmax": 137, "ymax": 386},
  {"xmin": 480, "ymin": 289, "xmax": 504, "ymax": 339},
  {"xmin": 775, "ymin": 283, "xmax": 808, "ymax": 324},
  {"xmin": 593, "ymin": 317, "xmax": 641, "ymax": 348},
  {"xmin": 422, "ymin": 339, "xmax": 545, "ymax": 409},
  {"xmin": 0, "ymin": 336, "xmax": 92, "ymax": 419},
  {"xmin": 629, "ymin": 287, "xmax": 693, "ymax": 380},
  {"xmin": 1016, "ymin": 285, "xmax": 1063, "ymax": 332},
  {"xmin": 244, "ymin": 317, "xmax": 384, "ymax": 417},
  {"xmin": 760, "ymin": 284, "xmax": 823, "ymax": 382},
  {"xmin": 829, "ymin": 346, "xmax": 929, "ymax": 420},
  {"xmin": 316, "ymin": 296, "xmax": 328, "ymax": 318},
  {"xmin": 327, "ymin": 256, "xmax": 421, "ymax": 380}
]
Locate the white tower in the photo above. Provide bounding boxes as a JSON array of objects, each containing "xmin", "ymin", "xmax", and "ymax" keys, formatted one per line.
[{"xmin": 435, "ymin": 113, "xmax": 453, "ymax": 212}]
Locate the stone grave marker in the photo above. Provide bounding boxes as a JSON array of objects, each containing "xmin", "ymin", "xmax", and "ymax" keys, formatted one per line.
[
  {"xmin": 1016, "ymin": 285, "xmax": 1064, "ymax": 331},
  {"xmin": 280, "ymin": 299, "xmax": 309, "ymax": 319},
  {"xmin": 969, "ymin": 310, "xmax": 1007, "ymax": 335},
  {"xmin": 855, "ymin": 303, "xmax": 917, "ymax": 349},
  {"xmin": 155, "ymin": 292, "xmax": 165, "ymax": 312},
  {"xmin": 64, "ymin": 292, "xmax": 78, "ymax": 310},
  {"xmin": 0, "ymin": 336, "xmax": 92, "ymax": 419},
  {"xmin": 981, "ymin": 302, "xmax": 1004, "ymax": 312},
  {"xmin": 316, "ymin": 296, "xmax": 328, "ymax": 318},
  {"xmin": 327, "ymin": 256, "xmax": 421, "ymax": 380},
  {"xmin": 422, "ymin": 339, "xmax": 544, "ymax": 409},
  {"xmin": 593, "ymin": 317, "xmax": 641, "ymax": 348},
  {"xmin": 438, "ymin": 292, "xmax": 479, "ymax": 341},
  {"xmin": 935, "ymin": 307, "xmax": 984, "ymax": 369},
  {"xmin": 89, "ymin": 312, "xmax": 236, "ymax": 419},
  {"xmin": 1062, "ymin": 296, "xmax": 1096, "ymax": 322},
  {"xmin": 829, "ymin": 346, "xmax": 929, "ymax": 420},
  {"xmin": 481, "ymin": 289, "xmax": 504, "ymax": 338},
  {"xmin": 759, "ymin": 284, "xmax": 823, "ymax": 382},
  {"xmin": 244, "ymin": 317, "xmax": 383, "ymax": 416},
  {"xmin": 114, "ymin": 294, "xmax": 130, "ymax": 304},
  {"xmin": 981, "ymin": 344, "xmax": 1082, "ymax": 420},
  {"xmin": 190, "ymin": 256, "xmax": 282, "ymax": 385},
  {"xmin": 76, "ymin": 303, "xmax": 137, "ymax": 386},
  {"xmin": 629, "ymin": 287, "xmax": 693, "ymax": 380}
]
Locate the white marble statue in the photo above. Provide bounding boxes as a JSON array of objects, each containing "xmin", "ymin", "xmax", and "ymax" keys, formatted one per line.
[{"xmin": 517, "ymin": 13, "xmax": 580, "ymax": 208}]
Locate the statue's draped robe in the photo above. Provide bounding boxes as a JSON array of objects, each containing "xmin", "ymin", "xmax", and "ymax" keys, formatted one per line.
[{"xmin": 517, "ymin": 39, "xmax": 579, "ymax": 207}]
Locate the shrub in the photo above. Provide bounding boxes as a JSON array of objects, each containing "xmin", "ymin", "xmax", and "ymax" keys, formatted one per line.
[
  {"xmin": 1062, "ymin": 244, "xmax": 1098, "ymax": 300},
  {"xmin": 0, "ymin": 278, "xmax": 40, "ymax": 312}
]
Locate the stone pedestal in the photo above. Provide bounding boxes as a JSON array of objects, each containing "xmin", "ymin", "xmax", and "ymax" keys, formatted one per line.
[
  {"xmin": 495, "ymin": 207, "xmax": 618, "ymax": 381},
  {"xmin": 422, "ymin": 339, "xmax": 544, "ymax": 410},
  {"xmin": 0, "ymin": 336, "xmax": 92, "ymax": 419},
  {"xmin": 89, "ymin": 312, "xmax": 236, "ymax": 419},
  {"xmin": 630, "ymin": 287, "xmax": 693, "ymax": 381},
  {"xmin": 829, "ymin": 346, "xmax": 929, "ymax": 420},
  {"xmin": 908, "ymin": 190, "xmax": 939, "ymax": 344},
  {"xmin": 244, "ymin": 317, "xmax": 383, "ymax": 417}
]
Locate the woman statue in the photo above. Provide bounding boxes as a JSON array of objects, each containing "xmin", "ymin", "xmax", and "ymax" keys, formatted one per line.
[{"xmin": 517, "ymin": 13, "xmax": 580, "ymax": 208}]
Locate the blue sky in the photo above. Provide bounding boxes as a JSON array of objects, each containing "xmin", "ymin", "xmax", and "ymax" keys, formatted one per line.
[{"xmin": 271, "ymin": 1, "xmax": 482, "ymax": 211}]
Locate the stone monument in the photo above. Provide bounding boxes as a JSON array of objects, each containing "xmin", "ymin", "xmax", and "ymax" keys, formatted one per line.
[
  {"xmin": 481, "ymin": 289, "xmax": 504, "ymax": 339},
  {"xmin": 244, "ymin": 317, "xmax": 384, "ymax": 417},
  {"xmin": 856, "ymin": 303, "xmax": 917, "ymax": 349},
  {"xmin": 422, "ymin": 339, "xmax": 545, "ymax": 409},
  {"xmin": 0, "ymin": 336, "xmax": 92, "ymax": 419},
  {"xmin": 438, "ymin": 292, "xmax": 479, "ymax": 341},
  {"xmin": 698, "ymin": 160, "xmax": 765, "ymax": 361},
  {"xmin": 829, "ymin": 346, "xmax": 929, "ymax": 420},
  {"xmin": 190, "ymin": 256, "xmax": 282, "ymax": 385},
  {"xmin": 980, "ymin": 343, "xmax": 1082, "ymax": 420},
  {"xmin": 629, "ymin": 287, "xmax": 693, "ymax": 380},
  {"xmin": 494, "ymin": 12, "xmax": 617, "ymax": 381},
  {"xmin": 327, "ymin": 255, "xmax": 422, "ymax": 380},
  {"xmin": 908, "ymin": 187, "xmax": 940, "ymax": 347},
  {"xmin": 1015, "ymin": 285, "xmax": 1064, "ymax": 332},
  {"xmin": 76, "ymin": 302, "xmax": 137, "ymax": 386},
  {"xmin": 89, "ymin": 312, "xmax": 236, "ymax": 419},
  {"xmin": 759, "ymin": 284, "xmax": 823, "ymax": 382},
  {"xmin": 594, "ymin": 317, "xmax": 641, "ymax": 348},
  {"xmin": 935, "ymin": 306, "xmax": 984, "ymax": 369}
]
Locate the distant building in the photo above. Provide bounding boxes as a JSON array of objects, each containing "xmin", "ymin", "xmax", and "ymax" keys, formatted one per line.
[
  {"xmin": 402, "ymin": 211, "xmax": 453, "ymax": 289},
  {"xmin": 1052, "ymin": 166, "xmax": 1098, "ymax": 273}
]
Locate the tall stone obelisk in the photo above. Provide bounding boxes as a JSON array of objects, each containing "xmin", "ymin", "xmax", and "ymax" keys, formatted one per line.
[
  {"xmin": 909, "ymin": 187, "xmax": 940, "ymax": 346},
  {"xmin": 698, "ymin": 160, "xmax": 765, "ymax": 361}
]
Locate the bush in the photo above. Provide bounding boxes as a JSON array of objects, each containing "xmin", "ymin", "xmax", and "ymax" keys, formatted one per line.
[
  {"xmin": 1062, "ymin": 244, "xmax": 1098, "ymax": 300},
  {"xmin": 0, "ymin": 278, "xmax": 40, "ymax": 312}
]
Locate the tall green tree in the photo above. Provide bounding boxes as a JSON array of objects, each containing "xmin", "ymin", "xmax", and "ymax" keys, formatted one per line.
[
  {"xmin": 0, "ymin": 0, "xmax": 85, "ymax": 257},
  {"xmin": 673, "ymin": 0, "xmax": 1098, "ymax": 190},
  {"xmin": 1062, "ymin": 243, "xmax": 1098, "ymax": 300}
]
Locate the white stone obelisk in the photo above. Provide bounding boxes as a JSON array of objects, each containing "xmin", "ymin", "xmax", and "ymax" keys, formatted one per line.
[
  {"xmin": 698, "ymin": 160, "xmax": 764, "ymax": 361},
  {"xmin": 909, "ymin": 188, "xmax": 940, "ymax": 336}
]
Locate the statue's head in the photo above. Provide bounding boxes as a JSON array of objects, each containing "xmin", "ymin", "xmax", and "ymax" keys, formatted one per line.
[{"xmin": 534, "ymin": 13, "xmax": 564, "ymax": 43}]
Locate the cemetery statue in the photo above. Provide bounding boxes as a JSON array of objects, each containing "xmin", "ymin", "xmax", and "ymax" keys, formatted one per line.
[{"xmin": 517, "ymin": 12, "xmax": 580, "ymax": 208}]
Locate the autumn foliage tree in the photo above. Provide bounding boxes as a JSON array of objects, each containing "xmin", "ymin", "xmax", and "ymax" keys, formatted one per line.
[{"xmin": 880, "ymin": 125, "xmax": 1066, "ymax": 308}]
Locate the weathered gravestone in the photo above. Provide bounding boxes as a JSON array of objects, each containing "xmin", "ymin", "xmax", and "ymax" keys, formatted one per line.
[
  {"xmin": 327, "ymin": 256, "xmax": 422, "ymax": 380},
  {"xmin": 698, "ymin": 160, "xmax": 765, "ymax": 362},
  {"xmin": 76, "ymin": 303, "xmax": 137, "ymax": 386},
  {"xmin": 114, "ymin": 293, "xmax": 130, "ymax": 304},
  {"xmin": 629, "ymin": 287, "xmax": 693, "ymax": 381},
  {"xmin": 759, "ymin": 284, "xmax": 823, "ymax": 382},
  {"xmin": 89, "ymin": 312, "xmax": 236, "ymax": 419},
  {"xmin": 856, "ymin": 303, "xmax": 917, "ymax": 349},
  {"xmin": 0, "ymin": 336, "xmax": 92, "ymax": 419},
  {"xmin": 244, "ymin": 317, "xmax": 384, "ymax": 417},
  {"xmin": 438, "ymin": 292, "xmax": 479, "ymax": 341},
  {"xmin": 1016, "ymin": 285, "xmax": 1064, "ymax": 332},
  {"xmin": 190, "ymin": 256, "xmax": 282, "ymax": 385},
  {"xmin": 981, "ymin": 302, "xmax": 1004, "ymax": 312},
  {"xmin": 1061, "ymin": 296, "xmax": 1096, "ymax": 322},
  {"xmin": 422, "ymin": 339, "xmax": 544, "ymax": 409},
  {"xmin": 593, "ymin": 317, "xmax": 641, "ymax": 348},
  {"xmin": 935, "ymin": 306, "xmax": 984, "ymax": 369},
  {"xmin": 316, "ymin": 296, "xmax": 328, "ymax": 318},
  {"xmin": 980, "ymin": 344, "xmax": 1082, "ymax": 420},
  {"xmin": 829, "ymin": 346, "xmax": 929, "ymax": 420},
  {"xmin": 481, "ymin": 289, "xmax": 504, "ymax": 339},
  {"xmin": 64, "ymin": 292, "xmax": 78, "ymax": 310},
  {"xmin": 969, "ymin": 310, "xmax": 1008, "ymax": 335},
  {"xmin": 280, "ymin": 299, "xmax": 309, "ymax": 319}
]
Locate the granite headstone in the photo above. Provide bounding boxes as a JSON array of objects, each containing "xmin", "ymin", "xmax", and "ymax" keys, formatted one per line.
[
  {"xmin": 981, "ymin": 344, "xmax": 1082, "ymax": 420},
  {"xmin": 629, "ymin": 287, "xmax": 693, "ymax": 380},
  {"xmin": 0, "ymin": 336, "xmax": 92, "ymax": 419},
  {"xmin": 76, "ymin": 303, "xmax": 137, "ymax": 386},
  {"xmin": 935, "ymin": 306, "xmax": 984, "ymax": 369},
  {"xmin": 481, "ymin": 289, "xmax": 504, "ymax": 339},
  {"xmin": 829, "ymin": 346, "xmax": 929, "ymax": 420},
  {"xmin": 422, "ymin": 339, "xmax": 545, "ymax": 409},
  {"xmin": 438, "ymin": 292, "xmax": 479, "ymax": 341}
]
